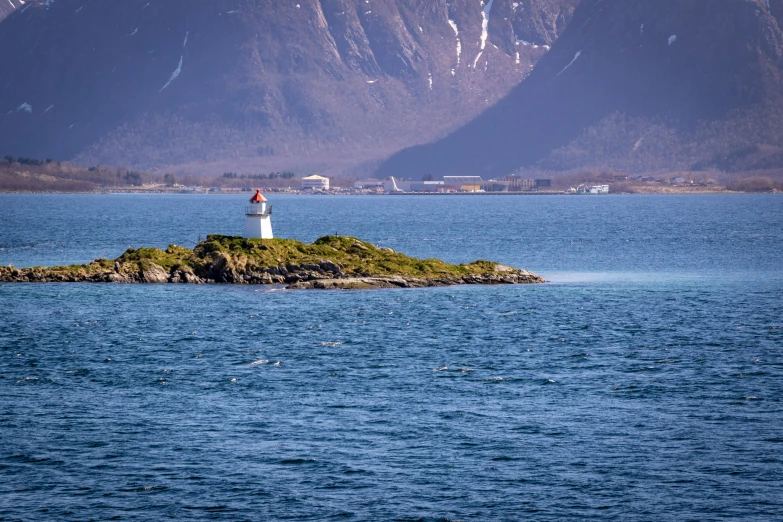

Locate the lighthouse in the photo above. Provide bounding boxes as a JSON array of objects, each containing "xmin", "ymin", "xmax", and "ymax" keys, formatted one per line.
[{"xmin": 244, "ymin": 190, "xmax": 273, "ymax": 239}]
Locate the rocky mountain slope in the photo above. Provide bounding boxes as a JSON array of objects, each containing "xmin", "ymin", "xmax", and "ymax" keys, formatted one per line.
[
  {"xmin": 0, "ymin": 0, "xmax": 579, "ymax": 175},
  {"xmin": 377, "ymin": 0, "xmax": 783, "ymax": 179},
  {"xmin": 0, "ymin": 0, "xmax": 23, "ymax": 22}
]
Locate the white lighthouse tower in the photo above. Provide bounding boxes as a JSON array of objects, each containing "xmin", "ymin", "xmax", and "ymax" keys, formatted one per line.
[{"xmin": 244, "ymin": 190, "xmax": 273, "ymax": 239}]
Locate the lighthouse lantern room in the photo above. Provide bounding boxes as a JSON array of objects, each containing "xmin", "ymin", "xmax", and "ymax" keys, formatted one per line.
[{"xmin": 244, "ymin": 190, "xmax": 273, "ymax": 239}]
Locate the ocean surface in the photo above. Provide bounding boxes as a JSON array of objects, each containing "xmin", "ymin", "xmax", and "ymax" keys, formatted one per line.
[{"xmin": 1, "ymin": 194, "xmax": 782, "ymax": 520}]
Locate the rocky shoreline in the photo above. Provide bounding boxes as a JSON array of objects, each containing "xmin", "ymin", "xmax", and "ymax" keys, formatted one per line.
[
  {"xmin": 0, "ymin": 235, "xmax": 545, "ymax": 289},
  {"xmin": 0, "ymin": 261, "xmax": 544, "ymax": 289}
]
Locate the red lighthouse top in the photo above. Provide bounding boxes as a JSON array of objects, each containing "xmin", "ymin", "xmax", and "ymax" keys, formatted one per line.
[{"xmin": 249, "ymin": 189, "xmax": 267, "ymax": 203}]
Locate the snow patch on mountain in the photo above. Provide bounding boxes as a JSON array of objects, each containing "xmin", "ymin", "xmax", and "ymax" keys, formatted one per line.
[
  {"xmin": 556, "ymin": 50, "xmax": 581, "ymax": 77},
  {"xmin": 473, "ymin": 0, "xmax": 494, "ymax": 69},
  {"xmin": 160, "ymin": 56, "xmax": 183, "ymax": 91},
  {"xmin": 516, "ymin": 38, "xmax": 542, "ymax": 49},
  {"xmin": 448, "ymin": 19, "xmax": 461, "ymax": 66}
]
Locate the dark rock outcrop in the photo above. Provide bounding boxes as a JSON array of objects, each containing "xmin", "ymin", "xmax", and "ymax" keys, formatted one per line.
[{"xmin": 289, "ymin": 269, "xmax": 545, "ymax": 289}]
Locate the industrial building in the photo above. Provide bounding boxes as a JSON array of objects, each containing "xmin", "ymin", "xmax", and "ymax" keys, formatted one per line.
[
  {"xmin": 354, "ymin": 180, "xmax": 386, "ymax": 190},
  {"xmin": 383, "ymin": 176, "xmax": 488, "ymax": 193},
  {"xmin": 442, "ymin": 176, "xmax": 484, "ymax": 192},
  {"xmin": 383, "ymin": 177, "xmax": 449, "ymax": 192},
  {"xmin": 357, "ymin": 176, "xmax": 556, "ymax": 194},
  {"xmin": 505, "ymin": 176, "xmax": 553, "ymax": 191}
]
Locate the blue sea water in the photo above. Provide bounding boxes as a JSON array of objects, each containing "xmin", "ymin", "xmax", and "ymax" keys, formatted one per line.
[{"xmin": 0, "ymin": 194, "xmax": 782, "ymax": 520}]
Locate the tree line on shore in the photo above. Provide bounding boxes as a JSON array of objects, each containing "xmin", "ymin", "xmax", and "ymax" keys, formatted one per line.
[
  {"xmin": 0, "ymin": 156, "xmax": 306, "ymax": 192},
  {"xmin": 222, "ymin": 171, "xmax": 296, "ymax": 180}
]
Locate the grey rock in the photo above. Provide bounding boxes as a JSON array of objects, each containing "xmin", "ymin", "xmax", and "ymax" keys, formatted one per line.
[
  {"xmin": 183, "ymin": 272, "xmax": 203, "ymax": 284},
  {"xmin": 319, "ymin": 260, "xmax": 341, "ymax": 273},
  {"xmin": 140, "ymin": 263, "xmax": 169, "ymax": 284}
]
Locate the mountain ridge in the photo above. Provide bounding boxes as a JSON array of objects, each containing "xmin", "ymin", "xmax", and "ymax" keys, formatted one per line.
[
  {"xmin": 0, "ymin": 0, "xmax": 579, "ymax": 175},
  {"xmin": 376, "ymin": 0, "xmax": 783, "ymax": 179}
]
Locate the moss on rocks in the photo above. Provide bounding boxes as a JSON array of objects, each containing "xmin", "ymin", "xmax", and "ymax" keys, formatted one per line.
[{"xmin": 0, "ymin": 235, "xmax": 545, "ymax": 288}]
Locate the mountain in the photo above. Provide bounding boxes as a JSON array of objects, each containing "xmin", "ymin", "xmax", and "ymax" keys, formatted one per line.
[
  {"xmin": 376, "ymin": 0, "xmax": 783, "ymax": 179},
  {"xmin": 0, "ymin": 0, "xmax": 579, "ymax": 175},
  {"xmin": 0, "ymin": 0, "xmax": 23, "ymax": 22}
]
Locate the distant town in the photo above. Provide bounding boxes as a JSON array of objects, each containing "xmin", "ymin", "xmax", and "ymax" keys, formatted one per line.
[
  {"xmin": 1, "ymin": 155, "xmax": 779, "ymax": 194},
  {"xmin": 172, "ymin": 170, "xmax": 736, "ymax": 196},
  {"xmin": 200, "ymin": 172, "xmax": 729, "ymax": 195},
  {"xmin": 303, "ymin": 175, "xmax": 611, "ymax": 194},
  {"xmin": 175, "ymin": 176, "xmax": 627, "ymax": 196}
]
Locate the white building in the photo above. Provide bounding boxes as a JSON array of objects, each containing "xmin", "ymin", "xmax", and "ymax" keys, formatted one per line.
[
  {"xmin": 573, "ymin": 184, "xmax": 610, "ymax": 194},
  {"xmin": 382, "ymin": 177, "xmax": 450, "ymax": 193},
  {"xmin": 244, "ymin": 190, "xmax": 273, "ymax": 239},
  {"xmin": 302, "ymin": 175, "xmax": 330, "ymax": 191}
]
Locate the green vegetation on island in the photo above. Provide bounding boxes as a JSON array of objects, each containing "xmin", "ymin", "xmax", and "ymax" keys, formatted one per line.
[{"xmin": 0, "ymin": 235, "xmax": 545, "ymax": 289}]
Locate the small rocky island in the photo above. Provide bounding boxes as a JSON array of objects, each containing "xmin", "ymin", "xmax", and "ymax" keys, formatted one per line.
[{"xmin": 0, "ymin": 235, "xmax": 544, "ymax": 289}]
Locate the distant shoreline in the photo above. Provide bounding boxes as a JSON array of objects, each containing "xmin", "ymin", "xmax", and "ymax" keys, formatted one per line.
[{"xmin": 1, "ymin": 185, "xmax": 776, "ymax": 196}]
